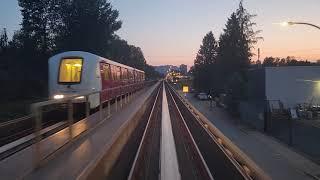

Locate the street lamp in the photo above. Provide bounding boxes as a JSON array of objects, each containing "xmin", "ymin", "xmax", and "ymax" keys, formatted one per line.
[{"xmin": 280, "ymin": 21, "xmax": 320, "ymax": 30}]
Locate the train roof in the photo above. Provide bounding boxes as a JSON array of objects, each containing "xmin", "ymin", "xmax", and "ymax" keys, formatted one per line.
[{"xmin": 49, "ymin": 51, "xmax": 145, "ymax": 73}]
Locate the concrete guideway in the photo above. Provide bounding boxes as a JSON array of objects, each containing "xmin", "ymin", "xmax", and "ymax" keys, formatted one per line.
[
  {"xmin": 179, "ymin": 89, "xmax": 320, "ymax": 180},
  {"xmin": 160, "ymin": 83, "xmax": 180, "ymax": 180}
]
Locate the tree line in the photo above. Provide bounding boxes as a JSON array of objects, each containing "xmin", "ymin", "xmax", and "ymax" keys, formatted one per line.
[
  {"xmin": 191, "ymin": 0, "xmax": 261, "ymax": 102},
  {"xmin": 0, "ymin": 0, "xmax": 160, "ymax": 101},
  {"xmin": 260, "ymin": 56, "xmax": 319, "ymax": 67}
]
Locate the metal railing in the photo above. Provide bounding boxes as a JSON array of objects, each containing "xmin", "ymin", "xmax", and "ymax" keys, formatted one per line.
[{"xmin": 30, "ymin": 81, "xmax": 154, "ymax": 168}]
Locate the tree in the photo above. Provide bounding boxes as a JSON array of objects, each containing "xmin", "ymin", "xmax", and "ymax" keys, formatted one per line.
[
  {"xmin": 0, "ymin": 28, "xmax": 8, "ymax": 51},
  {"xmin": 217, "ymin": 0, "xmax": 261, "ymax": 93},
  {"xmin": 263, "ymin": 56, "xmax": 317, "ymax": 67},
  {"xmin": 18, "ymin": 0, "xmax": 52, "ymax": 52},
  {"xmin": 108, "ymin": 37, "xmax": 146, "ymax": 69},
  {"xmin": 193, "ymin": 31, "xmax": 218, "ymax": 91},
  {"xmin": 0, "ymin": 28, "xmax": 9, "ymax": 70},
  {"xmin": 17, "ymin": 0, "xmax": 56, "ymax": 87},
  {"xmin": 194, "ymin": 31, "xmax": 218, "ymax": 66},
  {"xmin": 144, "ymin": 64, "xmax": 162, "ymax": 80},
  {"xmin": 107, "ymin": 36, "xmax": 160, "ymax": 79},
  {"xmin": 57, "ymin": 0, "xmax": 122, "ymax": 56}
]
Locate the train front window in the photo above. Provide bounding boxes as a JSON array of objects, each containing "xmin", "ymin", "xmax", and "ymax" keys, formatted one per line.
[{"xmin": 59, "ymin": 58, "xmax": 83, "ymax": 83}]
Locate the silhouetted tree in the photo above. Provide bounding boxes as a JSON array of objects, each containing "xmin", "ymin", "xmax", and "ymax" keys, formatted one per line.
[
  {"xmin": 0, "ymin": 28, "xmax": 9, "ymax": 71},
  {"xmin": 193, "ymin": 31, "xmax": 218, "ymax": 91},
  {"xmin": 18, "ymin": 0, "xmax": 53, "ymax": 52},
  {"xmin": 56, "ymin": 0, "xmax": 122, "ymax": 56},
  {"xmin": 0, "ymin": 28, "xmax": 8, "ymax": 52},
  {"xmin": 108, "ymin": 37, "xmax": 146, "ymax": 70},
  {"xmin": 218, "ymin": 1, "xmax": 260, "ymax": 78},
  {"xmin": 107, "ymin": 36, "xmax": 160, "ymax": 79},
  {"xmin": 263, "ymin": 56, "xmax": 317, "ymax": 67},
  {"xmin": 216, "ymin": 0, "xmax": 261, "ymax": 97},
  {"xmin": 144, "ymin": 64, "xmax": 162, "ymax": 80}
]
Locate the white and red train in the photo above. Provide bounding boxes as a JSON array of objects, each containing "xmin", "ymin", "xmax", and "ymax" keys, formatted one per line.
[{"xmin": 48, "ymin": 51, "xmax": 145, "ymax": 108}]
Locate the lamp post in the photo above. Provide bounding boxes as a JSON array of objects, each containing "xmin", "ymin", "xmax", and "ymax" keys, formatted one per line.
[{"xmin": 281, "ymin": 21, "xmax": 320, "ymax": 30}]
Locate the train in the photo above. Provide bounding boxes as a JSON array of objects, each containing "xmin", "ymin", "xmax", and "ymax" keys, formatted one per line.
[{"xmin": 48, "ymin": 51, "xmax": 145, "ymax": 108}]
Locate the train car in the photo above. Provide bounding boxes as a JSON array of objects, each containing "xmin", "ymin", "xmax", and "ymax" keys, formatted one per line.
[{"xmin": 48, "ymin": 51, "xmax": 145, "ymax": 108}]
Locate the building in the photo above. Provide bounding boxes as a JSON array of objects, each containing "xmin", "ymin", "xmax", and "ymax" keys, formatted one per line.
[
  {"xmin": 154, "ymin": 65, "xmax": 179, "ymax": 75},
  {"xmin": 240, "ymin": 66, "xmax": 320, "ymax": 130},
  {"xmin": 179, "ymin": 64, "xmax": 187, "ymax": 75},
  {"xmin": 249, "ymin": 66, "xmax": 320, "ymax": 108}
]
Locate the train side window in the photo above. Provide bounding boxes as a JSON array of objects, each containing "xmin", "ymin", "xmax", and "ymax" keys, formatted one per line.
[
  {"xmin": 131, "ymin": 70, "xmax": 134, "ymax": 80},
  {"xmin": 124, "ymin": 68, "xmax": 128, "ymax": 80},
  {"xmin": 129, "ymin": 70, "xmax": 133, "ymax": 80},
  {"xmin": 121, "ymin": 68, "xmax": 125, "ymax": 80},
  {"xmin": 103, "ymin": 64, "xmax": 110, "ymax": 80},
  {"xmin": 128, "ymin": 70, "xmax": 131, "ymax": 80},
  {"xmin": 111, "ymin": 65, "xmax": 116, "ymax": 80},
  {"xmin": 110, "ymin": 65, "xmax": 113, "ymax": 80},
  {"xmin": 116, "ymin": 66, "xmax": 121, "ymax": 80},
  {"xmin": 59, "ymin": 58, "xmax": 83, "ymax": 83}
]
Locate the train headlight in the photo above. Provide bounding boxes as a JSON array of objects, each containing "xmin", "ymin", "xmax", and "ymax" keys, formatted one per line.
[
  {"xmin": 53, "ymin": 94, "xmax": 64, "ymax": 99},
  {"xmin": 75, "ymin": 96, "xmax": 85, "ymax": 100}
]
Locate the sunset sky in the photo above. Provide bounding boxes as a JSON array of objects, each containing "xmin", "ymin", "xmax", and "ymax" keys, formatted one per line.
[{"xmin": 1, "ymin": 0, "xmax": 319, "ymax": 67}]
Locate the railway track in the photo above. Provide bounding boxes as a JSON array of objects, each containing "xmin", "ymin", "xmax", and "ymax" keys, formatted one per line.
[{"xmin": 107, "ymin": 81, "xmax": 263, "ymax": 180}]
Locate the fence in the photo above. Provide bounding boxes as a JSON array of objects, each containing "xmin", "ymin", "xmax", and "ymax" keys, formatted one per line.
[
  {"xmin": 239, "ymin": 101, "xmax": 265, "ymax": 131},
  {"xmin": 240, "ymin": 99, "xmax": 320, "ymax": 164}
]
